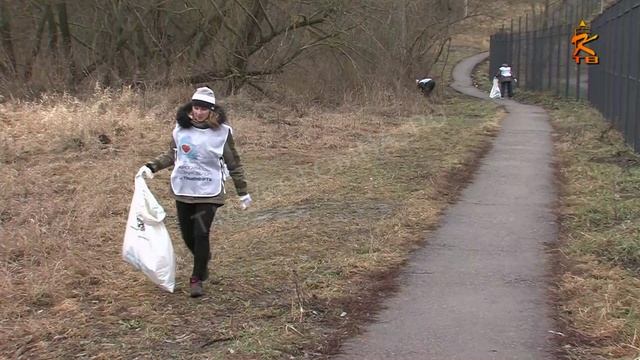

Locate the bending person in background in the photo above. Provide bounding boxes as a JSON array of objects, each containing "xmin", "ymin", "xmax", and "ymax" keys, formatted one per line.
[
  {"xmin": 139, "ymin": 86, "xmax": 252, "ymax": 298},
  {"xmin": 416, "ymin": 77, "xmax": 436, "ymax": 97}
]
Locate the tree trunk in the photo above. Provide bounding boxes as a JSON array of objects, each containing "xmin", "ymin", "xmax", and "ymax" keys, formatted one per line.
[
  {"xmin": 24, "ymin": 4, "xmax": 50, "ymax": 81},
  {"xmin": 226, "ymin": 0, "xmax": 264, "ymax": 94},
  {"xmin": 0, "ymin": 0, "xmax": 17, "ymax": 75},
  {"xmin": 47, "ymin": 1, "xmax": 58, "ymax": 59},
  {"xmin": 398, "ymin": 0, "xmax": 407, "ymax": 91},
  {"xmin": 56, "ymin": 1, "xmax": 78, "ymax": 87}
]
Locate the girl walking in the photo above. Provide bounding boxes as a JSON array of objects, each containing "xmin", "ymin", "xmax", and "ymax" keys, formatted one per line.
[{"xmin": 140, "ymin": 87, "xmax": 252, "ymax": 297}]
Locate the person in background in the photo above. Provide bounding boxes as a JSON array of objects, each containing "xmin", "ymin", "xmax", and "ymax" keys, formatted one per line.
[
  {"xmin": 139, "ymin": 86, "xmax": 252, "ymax": 298},
  {"xmin": 416, "ymin": 77, "xmax": 436, "ymax": 97},
  {"xmin": 496, "ymin": 63, "xmax": 516, "ymax": 98}
]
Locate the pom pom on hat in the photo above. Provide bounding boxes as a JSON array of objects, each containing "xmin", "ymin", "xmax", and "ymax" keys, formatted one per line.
[{"xmin": 191, "ymin": 87, "xmax": 216, "ymax": 109}]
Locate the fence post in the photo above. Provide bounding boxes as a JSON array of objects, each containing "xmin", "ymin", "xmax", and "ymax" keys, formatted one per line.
[
  {"xmin": 611, "ymin": 5, "xmax": 617, "ymax": 121},
  {"xmin": 556, "ymin": 6, "xmax": 564, "ymax": 96},
  {"xmin": 565, "ymin": 6, "xmax": 572, "ymax": 97},
  {"xmin": 539, "ymin": 27, "xmax": 544, "ymax": 91},
  {"xmin": 615, "ymin": 4, "xmax": 622, "ymax": 130},
  {"xmin": 524, "ymin": 13, "xmax": 529, "ymax": 89},
  {"xmin": 576, "ymin": 5, "xmax": 581, "ymax": 102},
  {"xmin": 543, "ymin": 0, "xmax": 550, "ymax": 91},
  {"xmin": 612, "ymin": 3, "xmax": 619, "ymax": 129},
  {"xmin": 538, "ymin": 10, "xmax": 544, "ymax": 91},
  {"xmin": 576, "ymin": 55, "xmax": 581, "ymax": 100},
  {"xmin": 606, "ymin": 8, "xmax": 613, "ymax": 120},
  {"xmin": 509, "ymin": 18, "xmax": 514, "ymax": 65},
  {"xmin": 490, "ymin": 33, "xmax": 496, "ymax": 81},
  {"xmin": 551, "ymin": 6, "xmax": 557, "ymax": 92},
  {"xmin": 629, "ymin": 3, "xmax": 640, "ymax": 152},
  {"xmin": 545, "ymin": 13, "xmax": 555, "ymax": 90},
  {"xmin": 633, "ymin": 4, "xmax": 640, "ymax": 151},
  {"xmin": 531, "ymin": 27, "xmax": 537, "ymax": 90},
  {"xmin": 532, "ymin": 14, "xmax": 537, "ymax": 90},
  {"xmin": 517, "ymin": 16, "xmax": 522, "ymax": 89},
  {"xmin": 614, "ymin": 2, "xmax": 621, "ymax": 128},
  {"xmin": 587, "ymin": 12, "xmax": 595, "ymax": 107},
  {"xmin": 624, "ymin": 5, "xmax": 631, "ymax": 145}
]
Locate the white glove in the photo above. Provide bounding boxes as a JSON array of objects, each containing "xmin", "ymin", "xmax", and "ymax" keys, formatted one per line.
[
  {"xmin": 137, "ymin": 165, "xmax": 154, "ymax": 179},
  {"xmin": 239, "ymin": 194, "xmax": 252, "ymax": 210}
]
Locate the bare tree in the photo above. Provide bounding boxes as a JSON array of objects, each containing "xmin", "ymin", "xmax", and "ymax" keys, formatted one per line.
[
  {"xmin": 0, "ymin": 0, "xmax": 17, "ymax": 76},
  {"xmin": 0, "ymin": 0, "xmax": 461, "ymax": 100}
]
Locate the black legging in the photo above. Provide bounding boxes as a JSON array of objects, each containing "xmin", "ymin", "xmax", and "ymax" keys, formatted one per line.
[
  {"xmin": 175, "ymin": 201, "xmax": 219, "ymax": 280},
  {"xmin": 500, "ymin": 80, "xmax": 513, "ymax": 98},
  {"xmin": 419, "ymin": 81, "xmax": 435, "ymax": 96}
]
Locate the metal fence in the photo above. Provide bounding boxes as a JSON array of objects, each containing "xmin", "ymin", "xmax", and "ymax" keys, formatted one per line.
[
  {"xmin": 490, "ymin": 0, "xmax": 640, "ymax": 152},
  {"xmin": 489, "ymin": 0, "xmax": 602, "ymax": 99},
  {"xmin": 589, "ymin": 0, "xmax": 640, "ymax": 151}
]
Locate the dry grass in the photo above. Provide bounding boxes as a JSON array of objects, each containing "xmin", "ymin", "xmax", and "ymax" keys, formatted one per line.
[
  {"xmin": 515, "ymin": 91, "xmax": 640, "ymax": 360},
  {"xmin": 0, "ymin": 46, "xmax": 503, "ymax": 358}
]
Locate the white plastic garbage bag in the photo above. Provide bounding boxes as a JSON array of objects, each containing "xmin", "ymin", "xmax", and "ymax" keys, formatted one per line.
[
  {"xmin": 122, "ymin": 173, "xmax": 176, "ymax": 292},
  {"xmin": 490, "ymin": 77, "xmax": 501, "ymax": 99}
]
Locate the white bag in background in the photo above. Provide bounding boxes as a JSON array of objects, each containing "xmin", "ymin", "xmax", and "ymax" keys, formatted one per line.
[
  {"xmin": 122, "ymin": 173, "xmax": 176, "ymax": 293},
  {"xmin": 490, "ymin": 77, "xmax": 501, "ymax": 99}
]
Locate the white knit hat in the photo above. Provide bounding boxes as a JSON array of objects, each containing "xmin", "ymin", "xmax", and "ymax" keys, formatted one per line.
[{"xmin": 191, "ymin": 87, "xmax": 216, "ymax": 109}]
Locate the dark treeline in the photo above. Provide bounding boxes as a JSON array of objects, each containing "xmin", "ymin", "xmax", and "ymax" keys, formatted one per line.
[{"xmin": 0, "ymin": 0, "xmax": 480, "ymax": 100}]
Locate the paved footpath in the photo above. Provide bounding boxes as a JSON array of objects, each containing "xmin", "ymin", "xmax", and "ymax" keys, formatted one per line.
[{"xmin": 335, "ymin": 52, "xmax": 558, "ymax": 359}]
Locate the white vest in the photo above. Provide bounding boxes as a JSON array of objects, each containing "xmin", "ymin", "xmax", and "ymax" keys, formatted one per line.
[
  {"xmin": 499, "ymin": 66, "xmax": 512, "ymax": 77},
  {"xmin": 170, "ymin": 124, "xmax": 232, "ymax": 197}
]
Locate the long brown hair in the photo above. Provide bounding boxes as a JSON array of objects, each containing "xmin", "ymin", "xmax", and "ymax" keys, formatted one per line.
[{"xmin": 205, "ymin": 105, "xmax": 227, "ymax": 128}]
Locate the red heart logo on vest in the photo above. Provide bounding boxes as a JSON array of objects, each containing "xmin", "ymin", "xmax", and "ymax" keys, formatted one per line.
[{"xmin": 181, "ymin": 144, "xmax": 191, "ymax": 153}]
